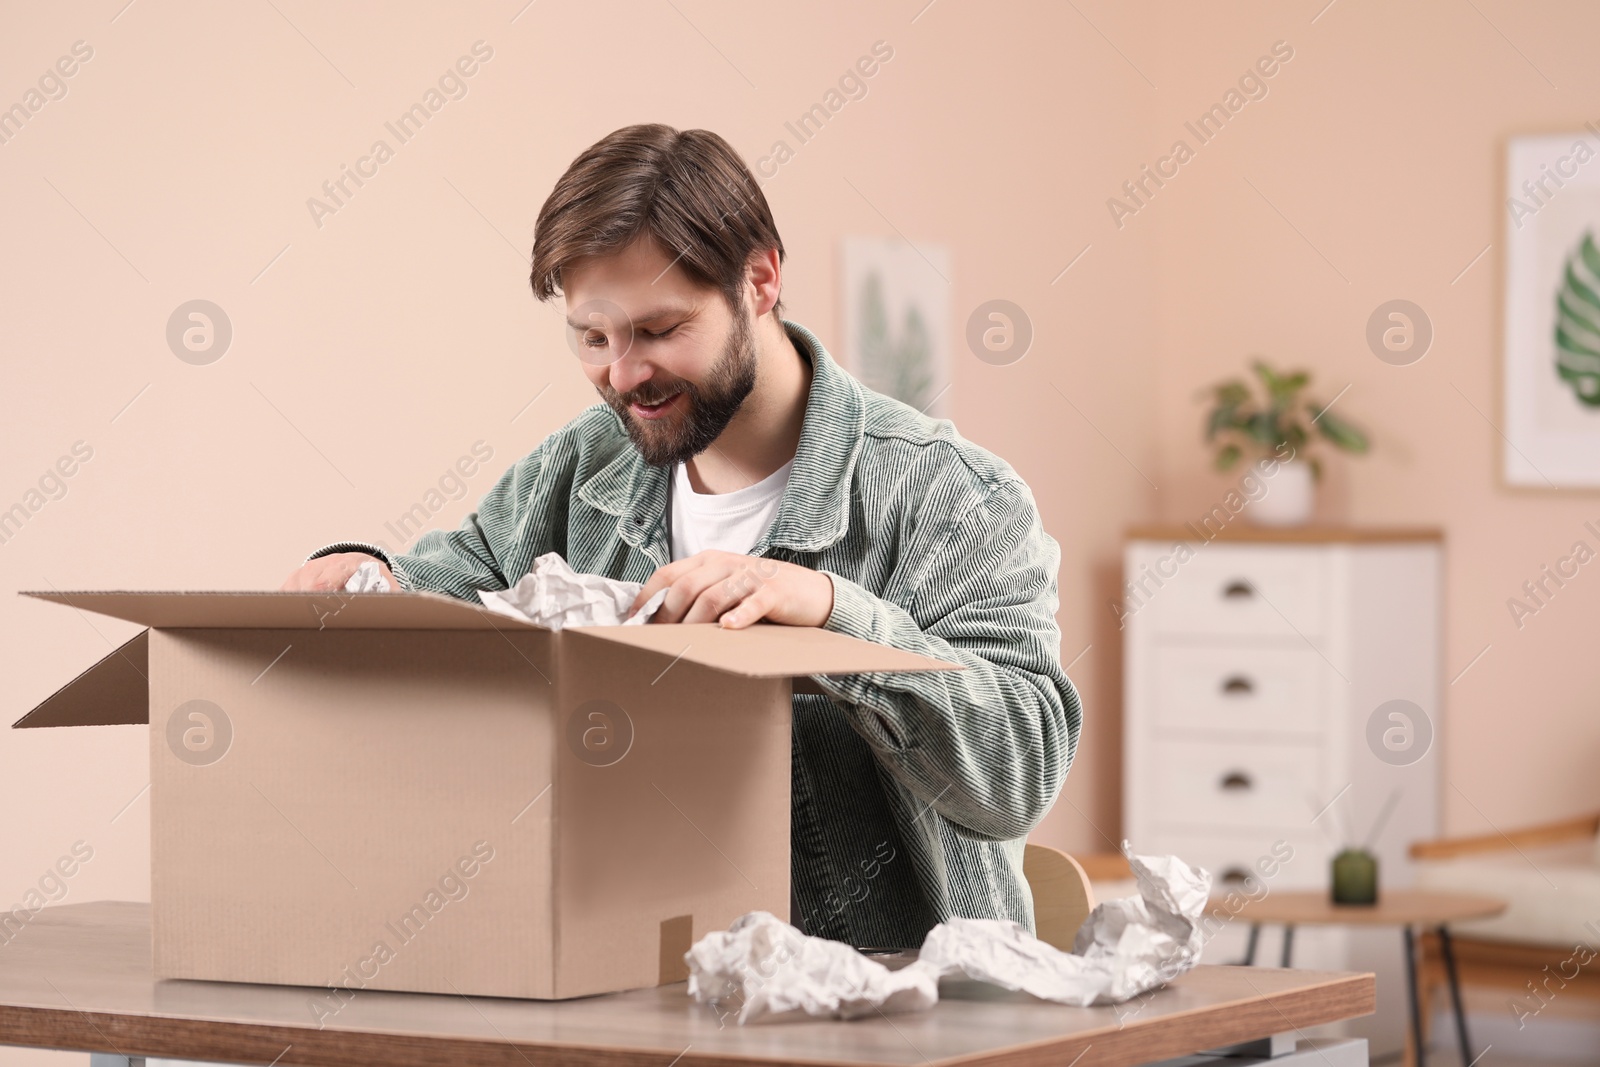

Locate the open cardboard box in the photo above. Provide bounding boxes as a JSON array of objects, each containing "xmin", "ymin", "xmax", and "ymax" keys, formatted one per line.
[{"xmin": 14, "ymin": 587, "xmax": 959, "ymax": 1004}]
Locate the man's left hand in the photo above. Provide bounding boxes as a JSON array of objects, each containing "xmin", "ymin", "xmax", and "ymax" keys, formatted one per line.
[{"xmin": 630, "ymin": 550, "xmax": 835, "ymax": 628}]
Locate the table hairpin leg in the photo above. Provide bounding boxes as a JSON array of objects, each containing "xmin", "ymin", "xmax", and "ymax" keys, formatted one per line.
[
  {"xmin": 1437, "ymin": 925, "xmax": 1476, "ymax": 1067},
  {"xmin": 1235, "ymin": 922, "xmax": 1293, "ymax": 968},
  {"xmin": 1241, "ymin": 922, "xmax": 1261, "ymax": 966},
  {"xmin": 1403, "ymin": 924, "xmax": 1426, "ymax": 1067}
]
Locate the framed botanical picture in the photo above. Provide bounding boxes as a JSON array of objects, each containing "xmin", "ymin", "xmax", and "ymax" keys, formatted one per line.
[
  {"xmin": 839, "ymin": 235, "xmax": 952, "ymax": 418},
  {"xmin": 1504, "ymin": 130, "xmax": 1600, "ymax": 486}
]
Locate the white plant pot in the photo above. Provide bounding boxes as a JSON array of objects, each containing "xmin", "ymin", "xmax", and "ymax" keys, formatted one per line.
[{"xmin": 1247, "ymin": 459, "xmax": 1315, "ymax": 526}]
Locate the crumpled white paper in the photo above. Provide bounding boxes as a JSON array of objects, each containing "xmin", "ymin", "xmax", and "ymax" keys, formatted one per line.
[
  {"xmin": 343, "ymin": 560, "xmax": 393, "ymax": 593},
  {"xmin": 477, "ymin": 551, "xmax": 668, "ymax": 630},
  {"xmin": 685, "ymin": 847, "xmax": 1211, "ymax": 1023},
  {"xmin": 685, "ymin": 912, "xmax": 939, "ymax": 1024}
]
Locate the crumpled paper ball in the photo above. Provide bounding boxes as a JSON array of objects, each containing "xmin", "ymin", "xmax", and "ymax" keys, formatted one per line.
[
  {"xmin": 477, "ymin": 552, "xmax": 668, "ymax": 629},
  {"xmin": 686, "ymin": 912, "xmax": 938, "ymax": 1024},
  {"xmin": 343, "ymin": 560, "xmax": 392, "ymax": 592}
]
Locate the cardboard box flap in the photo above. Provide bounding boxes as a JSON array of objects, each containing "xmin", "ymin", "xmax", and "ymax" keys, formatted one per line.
[
  {"xmin": 571, "ymin": 622, "xmax": 963, "ymax": 677},
  {"xmin": 13, "ymin": 629, "xmax": 149, "ymax": 729},
  {"xmin": 20, "ymin": 589, "xmax": 546, "ymax": 632},
  {"xmin": 18, "ymin": 593, "xmax": 959, "ymax": 682}
]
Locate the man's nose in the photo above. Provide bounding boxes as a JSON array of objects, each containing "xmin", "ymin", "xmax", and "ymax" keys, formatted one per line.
[{"xmin": 607, "ymin": 347, "xmax": 654, "ymax": 396}]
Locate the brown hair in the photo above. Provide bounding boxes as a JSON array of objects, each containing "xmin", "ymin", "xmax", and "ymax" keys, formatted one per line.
[{"xmin": 530, "ymin": 124, "xmax": 785, "ymax": 315}]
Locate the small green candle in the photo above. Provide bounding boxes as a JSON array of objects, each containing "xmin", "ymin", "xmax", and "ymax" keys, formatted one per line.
[{"xmin": 1331, "ymin": 848, "xmax": 1378, "ymax": 905}]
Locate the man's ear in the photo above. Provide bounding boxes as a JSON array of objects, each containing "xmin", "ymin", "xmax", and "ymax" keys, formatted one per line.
[{"xmin": 746, "ymin": 247, "xmax": 783, "ymax": 317}]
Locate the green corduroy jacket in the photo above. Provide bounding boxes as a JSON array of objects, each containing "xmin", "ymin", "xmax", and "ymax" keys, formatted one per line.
[{"xmin": 354, "ymin": 320, "xmax": 1081, "ymax": 948}]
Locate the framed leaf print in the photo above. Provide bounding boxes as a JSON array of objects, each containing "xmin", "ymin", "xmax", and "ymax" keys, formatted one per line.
[
  {"xmin": 840, "ymin": 235, "xmax": 952, "ymax": 419},
  {"xmin": 1504, "ymin": 130, "xmax": 1600, "ymax": 486}
]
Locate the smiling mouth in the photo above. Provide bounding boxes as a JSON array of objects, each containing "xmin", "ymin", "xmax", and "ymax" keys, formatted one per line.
[{"xmin": 629, "ymin": 392, "xmax": 683, "ymax": 420}]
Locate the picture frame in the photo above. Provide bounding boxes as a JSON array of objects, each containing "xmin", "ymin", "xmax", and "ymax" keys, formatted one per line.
[
  {"xmin": 839, "ymin": 235, "xmax": 952, "ymax": 418},
  {"xmin": 1503, "ymin": 129, "xmax": 1600, "ymax": 486}
]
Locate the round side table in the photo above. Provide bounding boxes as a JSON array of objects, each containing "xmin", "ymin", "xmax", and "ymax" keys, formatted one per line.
[{"xmin": 1208, "ymin": 889, "xmax": 1506, "ymax": 1067}]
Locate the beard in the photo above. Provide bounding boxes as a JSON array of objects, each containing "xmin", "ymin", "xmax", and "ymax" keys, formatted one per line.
[{"xmin": 600, "ymin": 306, "xmax": 758, "ymax": 468}]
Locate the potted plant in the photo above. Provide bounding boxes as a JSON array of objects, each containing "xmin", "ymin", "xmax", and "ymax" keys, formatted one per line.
[{"xmin": 1203, "ymin": 360, "xmax": 1370, "ymax": 526}]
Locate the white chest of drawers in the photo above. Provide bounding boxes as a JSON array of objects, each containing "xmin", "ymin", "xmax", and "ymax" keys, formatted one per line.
[{"xmin": 1122, "ymin": 527, "xmax": 1442, "ymax": 982}]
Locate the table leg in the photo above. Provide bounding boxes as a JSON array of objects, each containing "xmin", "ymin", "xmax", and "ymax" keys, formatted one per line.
[
  {"xmin": 1438, "ymin": 926, "xmax": 1475, "ymax": 1066},
  {"xmin": 1279, "ymin": 924, "xmax": 1295, "ymax": 968},
  {"xmin": 1403, "ymin": 924, "xmax": 1426, "ymax": 1067},
  {"xmin": 1243, "ymin": 922, "xmax": 1261, "ymax": 966}
]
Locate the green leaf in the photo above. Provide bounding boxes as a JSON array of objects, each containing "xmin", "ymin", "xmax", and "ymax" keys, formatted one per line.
[
  {"xmin": 1247, "ymin": 411, "xmax": 1280, "ymax": 446},
  {"xmin": 1565, "ymin": 261, "xmax": 1600, "ymax": 316},
  {"xmin": 1582, "ymin": 231, "xmax": 1600, "ymax": 280},
  {"xmin": 1556, "ymin": 323, "xmax": 1600, "ymax": 359},
  {"xmin": 1560, "ymin": 291, "xmax": 1600, "ymax": 339},
  {"xmin": 1316, "ymin": 409, "xmax": 1370, "ymax": 452},
  {"xmin": 1215, "ymin": 444, "xmax": 1242, "ymax": 471},
  {"xmin": 1553, "ymin": 230, "xmax": 1600, "ymax": 406},
  {"xmin": 1252, "ymin": 360, "xmax": 1280, "ymax": 391},
  {"xmin": 1252, "ymin": 361, "xmax": 1310, "ymax": 415},
  {"xmin": 1213, "ymin": 381, "xmax": 1250, "ymax": 407}
]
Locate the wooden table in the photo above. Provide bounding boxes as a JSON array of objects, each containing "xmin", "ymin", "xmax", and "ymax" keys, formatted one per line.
[
  {"xmin": 1210, "ymin": 890, "xmax": 1505, "ymax": 1067},
  {"xmin": 0, "ymin": 902, "xmax": 1375, "ymax": 1067}
]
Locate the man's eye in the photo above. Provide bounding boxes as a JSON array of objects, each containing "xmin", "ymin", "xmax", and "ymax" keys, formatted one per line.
[
  {"xmin": 582, "ymin": 332, "xmax": 608, "ymax": 348},
  {"xmin": 643, "ymin": 325, "xmax": 678, "ymax": 339}
]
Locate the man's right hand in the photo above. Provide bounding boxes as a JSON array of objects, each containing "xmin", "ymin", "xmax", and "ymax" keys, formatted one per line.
[{"xmin": 279, "ymin": 553, "xmax": 400, "ymax": 592}]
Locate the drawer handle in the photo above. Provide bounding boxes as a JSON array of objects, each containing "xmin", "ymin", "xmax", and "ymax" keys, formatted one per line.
[
  {"xmin": 1219, "ymin": 771, "xmax": 1253, "ymax": 792},
  {"xmin": 1219, "ymin": 866, "xmax": 1251, "ymax": 885},
  {"xmin": 1222, "ymin": 580, "xmax": 1254, "ymax": 600},
  {"xmin": 1221, "ymin": 675, "xmax": 1255, "ymax": 696}
]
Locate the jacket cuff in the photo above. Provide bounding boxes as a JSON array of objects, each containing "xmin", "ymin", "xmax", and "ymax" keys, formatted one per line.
[
  {"xmin": 305, "ymin": 543, "xmax": 403, "ymax": 591},
  {"xmin": 305, "ymin": 543, "xmax": 393, "ymax": 566},
  {"xmin": 814, "ymin": 571, "xmax": 910, "ymax": 751},
  {"xmin": 821, "ymin": 570, "xmax": 889, "ymax": 644}
]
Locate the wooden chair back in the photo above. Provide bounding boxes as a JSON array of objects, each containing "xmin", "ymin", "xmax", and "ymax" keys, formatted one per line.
[{"xmin": 1022, "ymin": 843, "xmax": 1096, "ymax": 951}]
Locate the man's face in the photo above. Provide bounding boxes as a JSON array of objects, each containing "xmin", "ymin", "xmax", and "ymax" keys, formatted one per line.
[{"xmin": 563, "ymin": 239, "xmax": 757, "ymax": 467}]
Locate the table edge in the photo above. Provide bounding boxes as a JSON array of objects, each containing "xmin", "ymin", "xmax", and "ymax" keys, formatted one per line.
[{"xmin": 0, "ymin": 970, "xmax": 1377, "ymax": 1067}]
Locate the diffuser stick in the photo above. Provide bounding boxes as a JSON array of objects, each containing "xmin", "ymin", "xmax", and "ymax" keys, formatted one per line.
[{"xmin": 1362, "ymin": 788, "xmax": 1404, "ymax": 851}]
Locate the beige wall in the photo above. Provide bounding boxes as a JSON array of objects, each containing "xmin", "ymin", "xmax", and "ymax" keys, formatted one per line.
[{"xmin": 2, "ymin": 0, "xmax": 1596, "ymax": 1053}]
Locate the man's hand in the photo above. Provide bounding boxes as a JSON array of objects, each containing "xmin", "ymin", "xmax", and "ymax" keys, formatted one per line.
[
  {"xmin": 279, "ymin": 552, "xmax": 400, "ymax": 592},
  {"xmin": 631, "ymin": 550, "xmax": 835, "ymax": 629}
]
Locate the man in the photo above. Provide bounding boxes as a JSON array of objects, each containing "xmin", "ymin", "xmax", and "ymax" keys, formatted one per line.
[{"xmin": 282, "ymin": 123, "xmax": 1081, "ymax": 948}]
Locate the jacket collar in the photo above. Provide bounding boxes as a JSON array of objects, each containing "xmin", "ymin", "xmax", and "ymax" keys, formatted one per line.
[{"xmin": 577, "ymin": 319, "xmax": 865, "ymax": 559}]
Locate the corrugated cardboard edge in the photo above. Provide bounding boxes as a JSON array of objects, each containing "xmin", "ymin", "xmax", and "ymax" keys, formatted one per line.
[
  {"xmin": 21, "ymin": 592, "xmax": 962, "ymax": 677},
  {"xmin": 13, "ymin": 629, "xmax": 149, "ymax": 728},
  {"xmin": 19, "ymin": 589, "xmax": 548, "ymax": 633},
  {"xmin": 550, "ymin": 630, "xmax": 567, "ymax": 999},
  {"xmin": 569, "ymin": 622, "xmax": 964, "ymax": 677}
]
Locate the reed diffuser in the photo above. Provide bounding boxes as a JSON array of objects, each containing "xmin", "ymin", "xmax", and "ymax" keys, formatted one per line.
[{"xmin": 1325, "ymin": 789, "xmax": 1401, "ymax": 906}]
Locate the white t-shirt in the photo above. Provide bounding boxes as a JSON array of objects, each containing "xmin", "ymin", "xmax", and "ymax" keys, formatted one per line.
[{"xmin": 669, "ymin": 458, "xmax": 794, "ymax": 561}]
